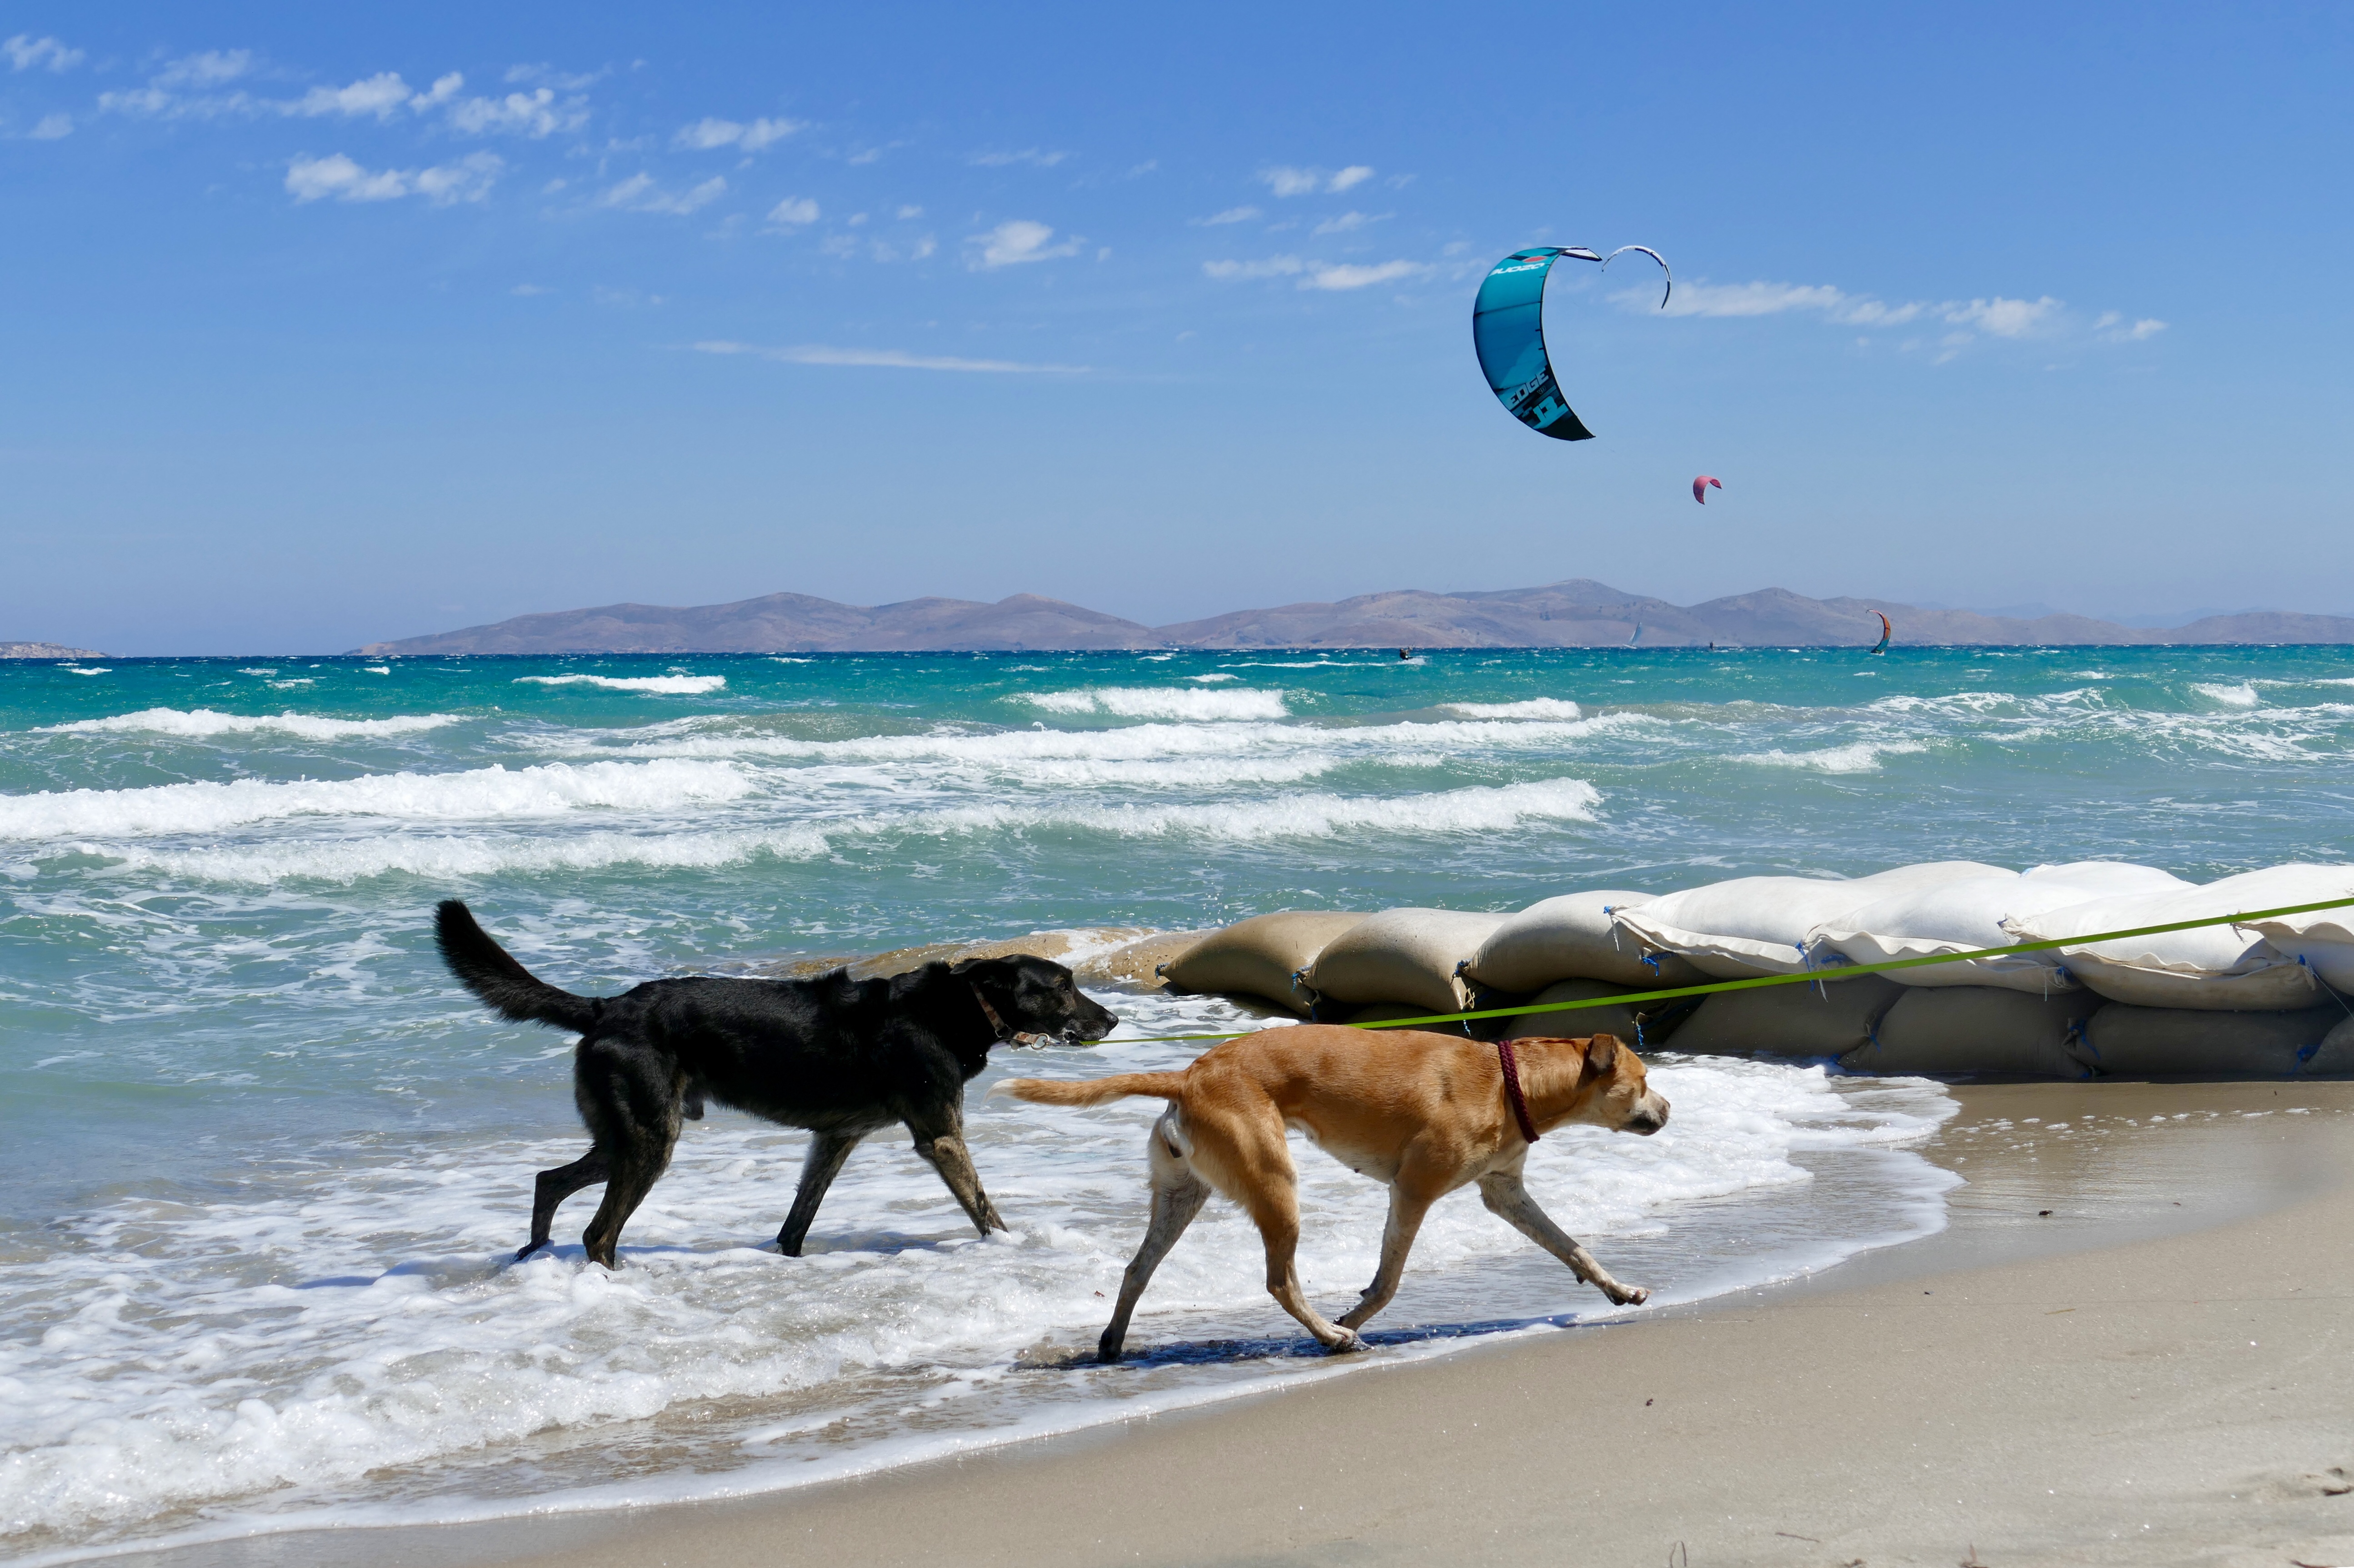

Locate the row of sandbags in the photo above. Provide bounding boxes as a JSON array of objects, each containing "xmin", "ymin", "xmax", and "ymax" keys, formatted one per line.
[{"xmin": 1156, "ymin": 860, "xmax": 2354, "ymax": 1077}]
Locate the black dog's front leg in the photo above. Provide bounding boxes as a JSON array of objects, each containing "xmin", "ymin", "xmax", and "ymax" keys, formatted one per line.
[
  {"xmin": 905, "ymin": 1107, "xmax": 1007, "ymax": 1238},
  {"xmin": 776, "ymin": 1131, "xmax": 863, "ymax": 1256}
]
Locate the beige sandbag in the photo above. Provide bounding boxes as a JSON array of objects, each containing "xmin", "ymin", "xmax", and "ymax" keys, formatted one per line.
[
  {"xmin": 1464, "ymin": 890, "xmax": 1708, "ymax": 992},
  {"xmin": 2306, "ymin": 1015, "xmax": 2354, "ymax": 1075},
  {"xmin": 1614, "ymin": 862, "xmax": 2008, "ymax": 979},
  {"xmin": 2070, "ymin": 1004, "xmax": 2344, "ymax": 1076},
  {"xmin": 1307, "ymin": 907, "xmax": 1508, "ymax": 1014},
  {"xmin": 1668, "ymin": 974, "xmax": 1906, "ymax": 1058},
  {"xmin": 1500, "ymin": 979, "xmax": 1668, "ymax": 1049},
  {"xmin": 2001, "ymin": 868, "xmax": 2346, "ymax": 1011},
  {"xmin": 1839, "ymin": 986, "xmax": 2099, "ymax": 1079},
  {"xmin": 1160, "ymin": 911, "xmax": 1366, "ymax": 1013}
]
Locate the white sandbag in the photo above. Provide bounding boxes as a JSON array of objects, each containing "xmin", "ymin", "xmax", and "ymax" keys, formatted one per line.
[
  {"xmin": 2002, "ymin": 870, "xmax": 2339, "ymax": 1011},
  {"xmin": 1307, "ymin": 908, "xmax": 1508, "ymax": 1014},
  {"xmin": 1464, "ymin": 890, "xmax": 1708, "ymax": 991},
  {"xmin": 2194, "ymin": 864, "xmax": 2354, "ymax": 992},
  {"xmin": 1839, "ymin": 986, "xmax": 2099, "ymax": 1079},
  {"xmin": 1613, "ymin": 862, "xmax": 2008, "ymax": 979},
  {"xmin": 2071, "ymin": 1004, "xmax": 2344, "ymax": 1076},
  {"xmin": 1161, "ymin": 911, "xmax": 1366, "ymax": 1013},
  {"xmin": 1809, "ymin": 863, "xmax": 2186, "ymax": 993},
  {"xmin": 1499, "ymin": 979, "xmax": 1663, "ymax": 1049},
  {"xmin": 1667, "ymin": 974, "xmax": 1906, "ymax": 1058}
]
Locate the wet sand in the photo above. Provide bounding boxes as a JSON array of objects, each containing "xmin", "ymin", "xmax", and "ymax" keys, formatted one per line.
[{"xmin": 101, "ymin": 1079, "xmax": 2354, "ymax": 1568}]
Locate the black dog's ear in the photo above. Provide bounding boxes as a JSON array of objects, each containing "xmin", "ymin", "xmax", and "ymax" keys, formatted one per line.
[{"xmin": 1584, "ymin": 1034, "xmax": 1619, "ymax": 1075}]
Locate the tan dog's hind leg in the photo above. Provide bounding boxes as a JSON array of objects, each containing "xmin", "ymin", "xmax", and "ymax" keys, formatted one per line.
[
  {"xmin": 1336, "ymin": 1185, "xmax": 1434, "ymax": 1332},
  {"xmin": 1477, "ymin": 1169, "xmax": 1650, "ymax": 1307},
  {"xmin": 1098, "ymin": 1115, "xmax": 1210, "ymax": 1363},
  {"xmin": 1207, "ymin": 1109, "xmax": 1365, "ymax": 1353}
]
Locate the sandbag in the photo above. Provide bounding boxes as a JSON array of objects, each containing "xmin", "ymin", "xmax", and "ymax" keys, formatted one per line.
[
  {"xmin": 1614, "ymin": 862, "xmax": 2008, "ymax": 979},
  {"xmin": 2306, "ymin": 1015, "xmax": 2354, "ymax": 1075},
  {"xmin": 1160, "ymin": 911, "xmax": 1366, "ymax": 1013},
  {"xmin": 1809, "ymin": 863, "xmax": 2186, "ymax": 993},
  {"xmin": 2193, "ymin": 864, "xmax": 2354, "ymax": 992},
  {"xmin": 2003, "ymin": 870, "xmax": 2339, "ymax": 1010},
  {"xmin": 1668, "ymin": 974, "xmax": 1906, "ymax": 1058},
  {"xmin": 1839, "ymin": 986, "xmax": 2099, "ymax": 1078},
  {"xmin": 2071, "ymin": 1003, "xmax": 2345, "ymax": 1076},
  {"xmin": 1306, "ymin": 908, "xmax": 1508, "ymax": 1014},
  {"xmin": 1464, "ymin": 890, "xmax": 1707, "ymax": 992},
  {"xmin": 1500, "ymin": 979, "xmax": 1664, "ymax": 1049}
]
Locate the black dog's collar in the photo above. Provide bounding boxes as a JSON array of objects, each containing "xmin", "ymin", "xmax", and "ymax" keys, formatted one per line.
[{"xmin": 969, "ymin": 981, "xmax": 1018, "ymax": 1042}]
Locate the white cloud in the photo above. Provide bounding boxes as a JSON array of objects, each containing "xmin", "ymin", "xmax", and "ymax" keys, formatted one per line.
[
  {"xmin": 157, "ymin": 50, "xmax": 252, "ymax": 87},
  {"xmin": 503, "ymin": 64, "xmax": 605, "ymax": 90},
  {"xmin": 1194, "ymin": 205, "xmax": 1261, "ymax": 225},
  {"xmin": 30, "ymin": 112, "xmax": 70, "ymax": 139},
  {"xmin": 696, "ymin": 340, "xmax": 1088, "ymax": 373},
  {"xmin": 1203, "ymin": 255, "xmax": 1305, "ymax": 280},
  {"xmin": 285, "ymin": 150, "xmax": 502, "ymax": 205},
  {"xmin": 1259, "ymin": 164, "xmax": 1374, "ymax": 196},
  {"xmin": 5, "ymin": 34, "xmax": 84, "ymax": 72},
  {"xmin": 287, "ymin": 72, "xmax": 421, "ymax": 120},
  {"xmin": 897, "ymin": 205, "xmax": 923, "ymax": 219},
  {"xmin": 599, "ymin": 172, "xmax": 726, "ymax": 214},
  {"xmin": 766, "ymin": 196, "xmax": 820, "ymax": 225},
  {"xmin": 674, "ymin": 115, "xmax": 801, "ymax": 151},
  {"xmin": 1313, "ymin": 210, "xmax": 1388, "ymax": 235},
  {"xmin": 971, "ymin": 148, "xmax": 1067, "ymax": 167},
  {"xmin": 2095, "ymin": 311, "xmax": 2167, "ymax": 342},
  {"xmin": 968, "ymin": 218, "xmax": 1080, "ymax": 268},
  {"xmin": 448, "ymin": 86, "xmax": 585, "ymax": 137},
  {"xmin": 1941, "ymin": 295, "xmax": 2059, "ymax": 338},
  {"xmin": 1304, "ymin": 259, "xmax": 1423, "ymax": 290},
  {"xmin": 1658, "ymin": 276, "xmax": 2161, "ymax": 355}
]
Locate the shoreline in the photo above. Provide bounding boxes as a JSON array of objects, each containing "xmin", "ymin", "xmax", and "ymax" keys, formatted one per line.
[{"xmin": 81, "ymin": 1077, "xmax": 2354, "ymax": 1568}]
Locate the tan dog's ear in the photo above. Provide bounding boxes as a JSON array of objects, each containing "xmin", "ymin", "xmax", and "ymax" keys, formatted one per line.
[{"xmin": 1585, "ymin": 1034, "xmax": 1619, "ymax": 1075}]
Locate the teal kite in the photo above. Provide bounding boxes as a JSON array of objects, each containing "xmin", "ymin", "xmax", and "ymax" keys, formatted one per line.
[{"xmin": 1472, "ymin": 245, "xmax": 1671, "ymax": 441}]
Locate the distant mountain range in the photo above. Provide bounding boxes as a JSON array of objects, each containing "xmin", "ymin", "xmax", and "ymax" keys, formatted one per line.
[
  {"xmin": 0, "ymin": 642, "xmax": 105, "ymax": 659},
  {"xmin": 353, "ymin": 581, "xmax": 2354, "ymax": 655}
]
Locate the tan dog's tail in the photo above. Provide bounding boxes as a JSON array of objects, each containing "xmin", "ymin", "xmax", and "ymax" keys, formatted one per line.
[{"xmin": 989, "ymin": 1072, "xmax": 1185, "ymax": 1108}]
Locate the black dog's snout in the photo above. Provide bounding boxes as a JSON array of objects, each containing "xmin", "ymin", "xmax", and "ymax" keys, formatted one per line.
[{"xmin": 1068, "ymin": 999, "xmax": 1119, "ymax": 1043}]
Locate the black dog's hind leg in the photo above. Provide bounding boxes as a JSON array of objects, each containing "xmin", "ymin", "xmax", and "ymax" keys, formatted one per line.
[
  {"xmin": 518, "ymin": 1147, "xmax": 610, "ymax": 1261},
  {"xmin": 905, "ymin": 1105, "xmax": 1008, "ymax": 1238},
  {"xmin": 573, "ymin": 1039, "xmax": 685, "ymax": 1269},
  {"xmin": 775, "ymin": 1130, "xmax": 864, "ymax": 1257}
]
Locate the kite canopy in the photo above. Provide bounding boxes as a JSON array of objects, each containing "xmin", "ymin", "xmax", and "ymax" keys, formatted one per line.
[
  {"xmin": 1693, "ymin": 475, "xmax": 1723, "ymax": 504},
  {"xmin": 1472, "ymin": 242, "xmax": 1672, "ymax": 443}
]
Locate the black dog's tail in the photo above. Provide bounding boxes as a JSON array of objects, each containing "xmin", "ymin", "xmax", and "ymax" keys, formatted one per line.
[{"xmin": 435, "ymin": 900, "xmax": 599, "ymax": 1034}]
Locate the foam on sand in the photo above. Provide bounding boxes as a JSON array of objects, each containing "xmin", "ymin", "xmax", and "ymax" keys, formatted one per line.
[
  {"xmin": 515, "ymin": 674, "xmax": 729, "ymax": 695},
  {"xmin": 1012, "ymin": 687, "xmax": 1289, "ymax": 721},
  {"xmin": 0, "ymin": 759, "xmax": 752, "ymax": 840},
  {"xmin": 42, "ymin": 708, "xmax": 460, "ymax": 741},
  {"xmin": 0, "ymin": 1011, "xmax": 1953, "ymax": 1555}
]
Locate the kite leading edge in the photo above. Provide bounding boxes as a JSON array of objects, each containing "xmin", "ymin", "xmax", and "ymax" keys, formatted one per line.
[{"xmin": 1472, "ymin": 242, "xmax": 1672, "ymax": 443}]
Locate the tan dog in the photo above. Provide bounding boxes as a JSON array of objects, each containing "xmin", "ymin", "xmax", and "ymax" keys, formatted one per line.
[{"xmin": 993, "ymin": 1025, "xmax": 1669, "ymax": 1361}]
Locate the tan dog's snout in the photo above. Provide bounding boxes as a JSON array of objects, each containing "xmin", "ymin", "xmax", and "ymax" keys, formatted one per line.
[{"xmin": 1624, "ymin": 1091, "xmax": 1670, "ymax": 1136}]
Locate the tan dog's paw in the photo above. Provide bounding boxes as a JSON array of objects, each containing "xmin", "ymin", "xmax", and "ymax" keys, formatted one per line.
[
  {"xmin": 1324, "ymin": 1328, "xmax": 1369, "ymax": 1354},
  {"xmin": 1606, "ymin": 1284, "xmax": 1650, "ymax": 1307}
]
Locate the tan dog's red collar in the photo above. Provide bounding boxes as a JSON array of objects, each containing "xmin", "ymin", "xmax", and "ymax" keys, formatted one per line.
[{"xmin": 1495, "ymin": 1038, "xmax": 1540, "ymax": 1144}]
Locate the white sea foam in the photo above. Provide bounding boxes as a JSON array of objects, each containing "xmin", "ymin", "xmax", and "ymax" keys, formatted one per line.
[
  {"xmin": 1012, "ymin": 687, "xmax": 1289, "ymax": 722},
  {"xmin": 2191, "ymin": 682, "xmax": 2260, "ymax": 707},
  {"xmin": 1186, "ymin": 673, "xmax": 1239, "ymax": 683},
  {"xmin": 42, "ymin": 708, "xmax": 461, "ymax": 741},
  {"xmin": 1443, "ymin": 699, "xmax": 1584, "ymax": 720},
  {"xmin": 365, "ymin": 666, "xmax": 392, "ymax": 675},
  {"xmin": 1734, "ymin": 742, "xmax": 1928, "ymax": 773},
  {"xmin": 515, "ymin": 674, "xmax": 729, "ymax": 695},
  {"xmin": 59, "ymin": 667, "xmax": 109, "ymax": 676},
  {"xmin": 0, "ymin": 1025, "xmax": 1953, "ymax": 1554},
  {"xmin": 0, "ymin": 760, "xmax": 751, "ymax": 841},
  {"xmin": 96, "ymin": 825, "xmax": 833, "ymax": 885},
  {"xmin": 907, "ymin": 777, "xmax": 1604, "ymax": 843}
]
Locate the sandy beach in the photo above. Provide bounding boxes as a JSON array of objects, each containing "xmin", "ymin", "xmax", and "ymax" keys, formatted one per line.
[{"xmin": 91, "ymin": 1076, "xmax": 2354, "ymax": 1568}]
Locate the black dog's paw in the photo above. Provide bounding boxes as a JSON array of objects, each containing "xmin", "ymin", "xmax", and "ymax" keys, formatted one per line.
[{"xmin": 513, "ymin": 1239, "xmax": 550, "ymax": 1263}]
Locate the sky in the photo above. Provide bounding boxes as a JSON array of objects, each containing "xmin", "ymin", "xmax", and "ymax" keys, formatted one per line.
[{"xmin": 2, "ymin": 2, "xmax": 2349, "ymax": 655}]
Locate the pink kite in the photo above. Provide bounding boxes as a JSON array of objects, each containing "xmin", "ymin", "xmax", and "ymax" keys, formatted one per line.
[{"xmin": 1693, "ymin": 475, "xmax": 1723, "ymax": 504}]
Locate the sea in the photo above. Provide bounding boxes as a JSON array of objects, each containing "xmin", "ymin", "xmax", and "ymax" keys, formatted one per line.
[{"xmin": 5, "ymin": 643, "xmax": 2350, "ymax": 1559}]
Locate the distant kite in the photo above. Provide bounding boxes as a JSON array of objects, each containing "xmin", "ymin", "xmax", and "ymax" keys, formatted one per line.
[
  {"xmin": 1870, "ymin": 611, "xmax": 1893, "ymax": 655},
  {"xmin": 1693, "ymin": 475, "xmax": 1723, "ymax": 504},
  {"xmin": 1472, "ymin": 243, "xmax": 1672, "ymax": 442}
]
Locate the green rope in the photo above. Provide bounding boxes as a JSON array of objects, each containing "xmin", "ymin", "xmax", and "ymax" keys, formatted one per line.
[{"xmin": 1108, "ymin": 893, "xmax": 2354, "ymax": 1047}]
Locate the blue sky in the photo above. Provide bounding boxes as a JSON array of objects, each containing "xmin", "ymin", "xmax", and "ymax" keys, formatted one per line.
[{"xmin": 2, "ymin": 3, "xmax": 2348, "ymax": 654}]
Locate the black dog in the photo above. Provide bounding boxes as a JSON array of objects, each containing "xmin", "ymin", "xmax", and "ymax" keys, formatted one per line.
[{"xmin": 434, "ymin": 901, "xmax": 1119, "ymax": 1267}]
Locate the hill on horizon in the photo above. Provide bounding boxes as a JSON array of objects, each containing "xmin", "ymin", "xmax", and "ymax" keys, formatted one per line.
[{"xmin": 352, "ymin": 581, "xmax": 2354, "ymax": 655}]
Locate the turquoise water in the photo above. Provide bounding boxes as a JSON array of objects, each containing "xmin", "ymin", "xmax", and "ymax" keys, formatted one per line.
[{"xmin": 3, "ymin": 645, "xmax": 2349, "ymax": 1554}]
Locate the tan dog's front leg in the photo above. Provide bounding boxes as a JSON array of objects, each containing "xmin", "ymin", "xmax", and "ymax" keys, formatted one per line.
[
  {"xmin": 1477, "ymin": 1170, "xmax": 1649, "ymax": 1306},
  {"xmin": 1336, "ymin": 1188, "xmax": 1431, "ymax": 1332}
]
